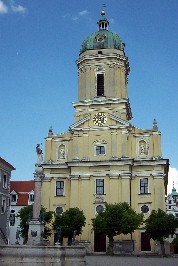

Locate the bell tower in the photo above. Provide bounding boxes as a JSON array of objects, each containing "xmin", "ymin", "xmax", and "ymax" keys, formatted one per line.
[{"xmin": 73, "ymin": 10, "xmax": 131, "ymax": 126}]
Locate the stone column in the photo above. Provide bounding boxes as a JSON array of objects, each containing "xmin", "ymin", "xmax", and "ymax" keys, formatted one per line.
[{"xmin": 27, "ymin": 144, "xmax": 45, "ymax": 246}]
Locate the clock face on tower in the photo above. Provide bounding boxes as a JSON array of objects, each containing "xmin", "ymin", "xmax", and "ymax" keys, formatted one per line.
[{"xmin": 93, "ymin": 112, "xmax": 107, "ymax": 126}]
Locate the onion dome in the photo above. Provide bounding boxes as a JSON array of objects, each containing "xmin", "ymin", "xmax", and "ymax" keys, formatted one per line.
[{"xmin": 80, "ymin": 10, "xmax": 124, "ymax": 54}]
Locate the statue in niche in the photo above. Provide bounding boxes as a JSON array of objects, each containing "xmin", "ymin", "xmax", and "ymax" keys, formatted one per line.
[
  {"xmin": 139, "ymin": 140, "xmax": 147, "ymax": 155},
  {"xmin": 58, "ymin": 145, "xmax": 65, "ymax": 159}
]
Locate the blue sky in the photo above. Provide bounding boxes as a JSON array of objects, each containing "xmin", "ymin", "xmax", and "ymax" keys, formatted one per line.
[{"xmin": 0, "ymin": 0, "xmax": 178, "ymax": 193}]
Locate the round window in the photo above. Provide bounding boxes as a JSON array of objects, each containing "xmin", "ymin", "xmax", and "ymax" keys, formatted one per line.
[{"xmin": 96, "ymin": 205, "xmax": 104, "ymax": 214}]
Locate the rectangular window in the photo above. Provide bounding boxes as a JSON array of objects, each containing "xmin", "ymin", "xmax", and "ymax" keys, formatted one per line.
[
  {"xmin": 2, "ymin": 198, "xmax": 6, "ymax": 213},
  {"xmin": 97, "ymin": 74, "xmax": 104, "ymax": 96},
  {"xmin": 56, "ymin": 181, "xmax": 64, "ymax": 196},
  {"xmin": 29, "ymin": 194, "xmax": 34, "ymax": 202},
  {"xmin": 3, "ymin": 174, "xmax": 7, "ymax": 188},
  {"xmin": 140, "ymin": 178, "xmax": 148, "ymax": 194},
  {"xmin": 11, "ymin": 194, "xmax": 17, "ymax": 202},
  {"xmin": 96, "ymin": 146, "xmax": 105, "ymax": 156},
  {"xmin": 96, "ymin": 179, "xmax": 104, "ymax": 195}
]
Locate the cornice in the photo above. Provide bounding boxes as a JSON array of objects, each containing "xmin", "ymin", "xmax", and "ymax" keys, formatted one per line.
[
  {"xmin": 66, "ymin": 159, "xmax": 133, "ymax": 167},
  {"xmin": 72, "ymin": 98, "xmax": 129, "ymax": 107},
  {"xmin": 76, "ymin": 53, "xmax": 127, "ymax": 65}
]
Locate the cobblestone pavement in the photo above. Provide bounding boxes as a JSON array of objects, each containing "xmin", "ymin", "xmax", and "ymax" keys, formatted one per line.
[{"xmin": 85, "ymin": 255, "xmax": 178, "ymax": 266}]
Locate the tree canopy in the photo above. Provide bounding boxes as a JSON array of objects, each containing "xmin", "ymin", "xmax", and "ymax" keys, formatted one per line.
[
  {"xmin": 145, "ymin": 209, "xmax": 178, "ymax": 255},
  {"xmin": 92, "ymin": 202, "xmax": 143, "ymax": 255},
  {"xmin": 17, "ymin": 205, "xmax": 53, "ymax": 243},
  {"xmin": 53, "ymin": 207, "xmax": 86, "ymax": 245}
]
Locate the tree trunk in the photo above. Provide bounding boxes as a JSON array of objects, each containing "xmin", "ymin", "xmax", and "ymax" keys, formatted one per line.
[
  {"xmin": 107, "ymin": 236, "xmax": 114, "ymax": 255},
  {"xmin": 160, "ymin": 240, "xmax": 166, "ymax": 256},
  {"xmin": 68, "ymin": 235, "xmax": 72, "ymax": 246}
]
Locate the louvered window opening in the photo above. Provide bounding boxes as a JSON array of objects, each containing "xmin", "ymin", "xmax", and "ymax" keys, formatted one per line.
[{"xmin": 97, "ymin": 74, "xmax": 104, "ymax": 96}]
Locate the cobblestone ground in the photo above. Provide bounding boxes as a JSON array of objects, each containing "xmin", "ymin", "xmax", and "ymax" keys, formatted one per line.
[{"xmin": 85, "ymin": 255, "xmax": 178, "ymax": 266}]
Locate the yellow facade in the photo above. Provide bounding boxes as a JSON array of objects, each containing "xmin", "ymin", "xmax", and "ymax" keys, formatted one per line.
[{"xmin": 41, "ymin": 12, "xmax": 168, "ymax": 253}]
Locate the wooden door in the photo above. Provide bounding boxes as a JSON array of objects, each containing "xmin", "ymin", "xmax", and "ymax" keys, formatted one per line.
[
  {"xmin": 94, "ymin": 233, "xmax": 106, "ymax": 252},
  {"xmin": 141, "ymin": 232, "xmax": 151, "ymax": 251}
]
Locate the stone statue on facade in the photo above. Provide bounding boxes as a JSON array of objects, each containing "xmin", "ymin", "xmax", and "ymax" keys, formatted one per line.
[{"xmin": 36, "ymin": 144, "xmax": 43, "ymax": 165}]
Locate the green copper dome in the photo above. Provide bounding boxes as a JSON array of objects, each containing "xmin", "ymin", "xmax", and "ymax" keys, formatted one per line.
[
  {"xmin": 80, "ymin": 11, "xmax": 124, "ymax": 54},
  {"xmin": 171, "ymin": 186, "xmax": 178, "ymax": 197}
]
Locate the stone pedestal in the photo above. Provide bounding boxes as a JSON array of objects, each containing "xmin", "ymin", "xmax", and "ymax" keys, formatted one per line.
[{"xmin": 27, "ymin": 220, "xmax": 44, "ymax": 246}]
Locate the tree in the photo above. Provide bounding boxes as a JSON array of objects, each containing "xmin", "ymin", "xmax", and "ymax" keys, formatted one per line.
[
  {"xmin": 145, "ymin": 209, "xmax": 178, "ymax": 256},
  {"xmin": 92, "ymin": 202, "xmax": 143, "ymax": 255},
  {"xmin": 17, "ymin": 205, "xmax": 53, "ymax": 243},
  {"xmin": 53, "ymin": 207, "xmax": 86, "ymax": 245}
]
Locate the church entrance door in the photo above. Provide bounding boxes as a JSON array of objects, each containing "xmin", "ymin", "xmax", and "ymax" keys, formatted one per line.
[
  {"xmin": 94, "ymin": 233, "xmax": 106, "ymax": 252},
  {"xmin": 141, "ymin": 232, "xmax": 151, "ymax": 251}
]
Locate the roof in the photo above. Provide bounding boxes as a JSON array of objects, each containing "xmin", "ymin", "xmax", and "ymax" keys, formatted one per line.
[
  {"xmin": 80, "ymin": 12, "xmax": 124, "ymax": 54},
  {"xmin": 10, "ymin": 181, "xmax": 35, "ymax": 206},
  {"xmin": 0, "ymin": 157, "xmax": 15, "ymax": 171},
  {"xmin": 10, "ymin": 181, "xmax": 34, "ymax": 193},
  {"xmin": 17, "ymin": 194, "xmax": 29, "ymax": 206}
]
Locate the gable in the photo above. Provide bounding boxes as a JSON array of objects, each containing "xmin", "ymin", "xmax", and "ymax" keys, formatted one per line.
[{"xmin": 69, "ymin": 112, "xmax": 130, "ymax": 131}]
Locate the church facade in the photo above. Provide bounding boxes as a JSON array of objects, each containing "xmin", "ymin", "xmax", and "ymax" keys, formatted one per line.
[{"xmin": 41, "ymin": 11, "xmax": 169, "ymax": 253}]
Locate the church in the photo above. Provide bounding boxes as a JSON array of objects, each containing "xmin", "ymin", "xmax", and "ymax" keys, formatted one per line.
[{"xmin": 41, "ymin": 11, "xmax": 169, "ymax": 253}]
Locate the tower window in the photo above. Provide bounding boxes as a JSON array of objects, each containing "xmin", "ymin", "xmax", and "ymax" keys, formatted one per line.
[{"xmin": 97, "ymin": 74, "xmax": 104, "ymax": 96}]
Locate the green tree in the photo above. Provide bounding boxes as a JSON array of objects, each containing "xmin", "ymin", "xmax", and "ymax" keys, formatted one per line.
[
  {"xmin": 53, "ymin": 207, "xmax": 86, "ymax": 245},
  {"xmin": 145, "ymin": 209, "xmax": 178, "ymax": 256},
  {"xmin": 92, "ymin": 202, "xmax": 143, "ymax": 255},
  {"xmin": 17, "ymin": 205, "xmax": 53, "ymax": 244}
]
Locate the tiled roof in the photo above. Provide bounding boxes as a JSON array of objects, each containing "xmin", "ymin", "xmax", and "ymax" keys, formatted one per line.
[
  {"xmin": 10, "ymin": 181, "xmax": 34, "ymax": 193},
  {"xmin": 17, "ymin": 194, "xmax": 29, "ymax": 206},
  {"xmin": 10, "ymin": 181, "xmax": 35, "ymax": 206}
]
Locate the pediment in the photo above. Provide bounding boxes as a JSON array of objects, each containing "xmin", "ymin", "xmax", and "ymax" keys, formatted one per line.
[
  {"xmin": 109, "ymin": 113, "xmax": 130, "ymax": 127},
  {"xmin": 69, "ymin": 112, "xmax": 130, "ymax": 131},
  {"xmin": 69, "ymin": 114, "xmax": 91, "ymax": 130}
]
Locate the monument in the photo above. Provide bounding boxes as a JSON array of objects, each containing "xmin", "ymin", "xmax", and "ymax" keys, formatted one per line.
[{"xmin": 27, "ymin": 144, "xmax": 45, "ymax": 245}]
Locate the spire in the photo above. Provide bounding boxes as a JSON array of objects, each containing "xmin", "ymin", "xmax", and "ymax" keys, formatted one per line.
[
  {"xmin": 97, "ymin": 10, "xmax": 109, "ymax": 31},
  {"xmin": 48, "ymin": 126, "xmax": 53, "ymax": 137},
  {"xmin": 153, "ymin": 118, "xmax": 158, "ymax": 131}
]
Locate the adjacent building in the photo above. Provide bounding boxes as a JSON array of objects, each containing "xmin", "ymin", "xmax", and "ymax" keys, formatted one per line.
[
  {"xmin": 166, "ymin": 184, "xmax": 178, "ymax": 248},
  {"xmin": 9, "ymin": 181, "xmax": 35, "ymax": 244},
  {"xmin": 41, "ymin": 11, "xmax": 169, "ymax": 253},
  {"xmin": 0, "ymin": 157, "xmax": 15, "ymax": 245}
]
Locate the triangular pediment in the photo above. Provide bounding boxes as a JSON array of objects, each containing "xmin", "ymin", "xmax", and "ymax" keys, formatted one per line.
[
  {"xmin": 69, "ymin": 114, "xmax": 91, "ymax": 130},
  {"xmin": 69, "ymin": 112, "xmax": 130, "ymax": 131},
  {"xmin": 109, "ymin": 113, "xmax": 130, "ymax": 127}
]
